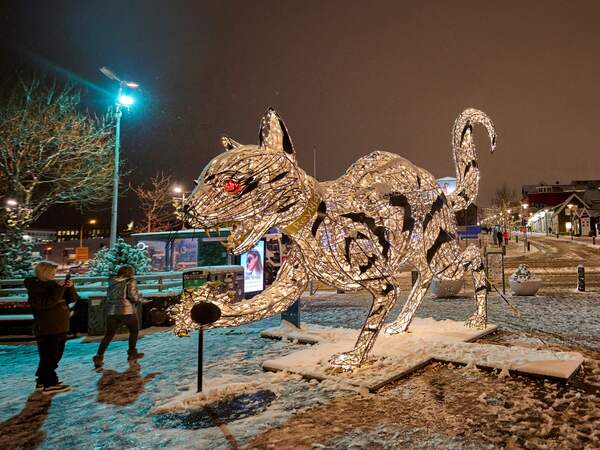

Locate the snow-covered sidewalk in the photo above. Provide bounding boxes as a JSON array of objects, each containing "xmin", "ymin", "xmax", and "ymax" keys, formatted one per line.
[{"xmin": 527, "ymin": 232, "xmax": 600, "ymax": 251}]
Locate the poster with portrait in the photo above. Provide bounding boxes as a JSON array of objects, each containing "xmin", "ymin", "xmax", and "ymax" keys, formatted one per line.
[
  {"xmin": 241, "ymin": 240, "xmax": 265, "ymax": 294},
  {"xmin": 141, "ymin": 240, "xmax": 167, "ymax": 271},
  {"xmin": 173, "ymin": 238, "xmax": 198, "ymax": 270},
  {"xmin": 437, "ymin": 176, "xmax": 457, "ymax": 195}
]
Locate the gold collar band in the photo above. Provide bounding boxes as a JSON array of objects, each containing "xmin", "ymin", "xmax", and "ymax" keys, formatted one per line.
[{"xmin": 281, "ymin": 179, "xmax": 321, "ymax": 235}]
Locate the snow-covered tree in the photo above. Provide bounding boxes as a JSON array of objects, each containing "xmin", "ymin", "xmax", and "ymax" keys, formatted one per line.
[
  {"xmin": 0, "ymin": 77, "xmax": 115, "ymax": 228},
  {"xmin": 88, "ymin": 238, "xmax": 151, "ymax": 276},
  {"xmin": 0, "ymin": 204, "xmax": 36, "ymax": 278},
  {"xmin": 0, "ymin": 228, "xmax": 40, "ymax": 278},
  {"xmin": 0, "ymin": 76, "xmax": 115, "ymax": 278}
]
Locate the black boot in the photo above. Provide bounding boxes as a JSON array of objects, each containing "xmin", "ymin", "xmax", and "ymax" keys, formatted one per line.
[
  {"xmin": 93, "ymin": 354, "xmax": 103, "ymax": 369},
  {"xmin": 127, "ymin": 349, "xmax": 144, "ymax": 361}
]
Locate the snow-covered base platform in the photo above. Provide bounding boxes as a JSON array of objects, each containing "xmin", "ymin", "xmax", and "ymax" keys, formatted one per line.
[
  {"xmin": 260, "ymin": 320, "xmax": 345, "ymax": 344},
  {"xmin": 262, "ymin": 319, "xmax": 583, "ymax": 391}
]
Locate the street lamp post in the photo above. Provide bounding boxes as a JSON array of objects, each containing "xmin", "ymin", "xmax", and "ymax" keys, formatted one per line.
[
  {"xmin": 111, "ymin": 97, "xmax": 122, "ymax": 248},
  {"xmin": 567, "ymin": 203, "xmax": 580, "ymax": 238},
  {"xmin": 100, "ymin": 67, "xmax": 139, "ymax": 248},
  {"xmin": 173, "ymin": 186, "xmax": 186, "ymax": 230},
  {"xmin": 520, "ymin": 203, "xmax": 529, "ymax": 248},
  {"xmin": 80, "ymin": 219, "xmax": 97, "ymax": 248}
]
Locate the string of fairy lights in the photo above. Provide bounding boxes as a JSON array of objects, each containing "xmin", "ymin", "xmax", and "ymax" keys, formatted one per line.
[{"xmin": 169, "ymin": 107, "xmax": 496, "ymax": 370}]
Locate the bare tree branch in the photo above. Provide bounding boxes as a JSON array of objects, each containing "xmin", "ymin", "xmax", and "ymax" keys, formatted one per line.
[
  {"xmin": 491, "ymin": 182, "xmax": 518, "ymax": 208},
  {"xmin": 130, "ymin": 172, "xmax": 177, "ymax": 232}
]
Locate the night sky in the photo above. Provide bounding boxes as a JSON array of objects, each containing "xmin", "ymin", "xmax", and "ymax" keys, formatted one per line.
[{"xmin": 2, "ymin": 0, "xmax": 600, "ymax": 228}]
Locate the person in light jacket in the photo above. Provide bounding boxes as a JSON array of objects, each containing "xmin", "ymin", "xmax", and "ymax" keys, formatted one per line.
[
  {"xmin": 93, "ymin": 265, "xmax": 144, "ymax": 369},
  {"xmin": 25, "ymin": 261, "xmax": 79, "ymax": 394}
]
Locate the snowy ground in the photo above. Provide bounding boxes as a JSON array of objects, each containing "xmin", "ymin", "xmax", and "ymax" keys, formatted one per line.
[
  {"xmin": 1, "ymin": 236, "xmax": 600, "ymax": 449},
  {"xmin": 1, "ymin": 290, "xmax": 600, "ymax": 449}
]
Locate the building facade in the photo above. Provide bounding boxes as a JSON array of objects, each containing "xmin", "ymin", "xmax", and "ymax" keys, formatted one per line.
[
  {"xmin": 23, "ymin": 229, "xmax": 56, "ymax": 244},
  {"xmin": 527, "ymin": 193, "xmax": 589, "ymax": 235},
  {"xmin": 55, "ymin": 225, "xmax": 110, "ymax": 242}
]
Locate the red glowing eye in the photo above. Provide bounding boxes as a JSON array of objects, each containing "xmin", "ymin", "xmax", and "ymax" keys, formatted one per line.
[{"xmin": 223, "ymin": 180, "xmax": 241, "ymax": 193}]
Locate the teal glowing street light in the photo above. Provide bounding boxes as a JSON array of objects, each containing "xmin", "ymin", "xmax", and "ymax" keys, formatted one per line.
[
  {"xmin": 118, "ymin": 94, "xmax": 135, "ymax": 107},
  {"xmin": 100, "ymin": 66, "xmax": 139, "ymax": 247}
]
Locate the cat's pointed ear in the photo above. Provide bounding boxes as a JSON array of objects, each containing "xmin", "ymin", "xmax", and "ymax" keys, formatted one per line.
[
  {"xmin": 258, "ymin": 107, "xmax": 294, "ymax": 155},
  {"xmin": 221, "ymin": 136, "xmax": 241, "ymax": 151}
]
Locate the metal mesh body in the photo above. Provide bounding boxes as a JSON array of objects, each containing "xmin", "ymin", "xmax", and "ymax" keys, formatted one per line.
[{"xmin": 171, "ymin": 108, "xmax": 496, "ymax": 370}]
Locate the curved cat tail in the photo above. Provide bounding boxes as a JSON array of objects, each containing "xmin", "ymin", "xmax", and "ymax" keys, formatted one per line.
[{"xmin": 447, "ymin": 108, "xmax": 497, "ymax": 212}]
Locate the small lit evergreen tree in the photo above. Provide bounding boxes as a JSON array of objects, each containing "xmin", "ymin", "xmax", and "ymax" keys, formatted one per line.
[
  {"xmin": 0, "ymin": 229, "xmax": 40, "ymax": 278},
  {"xmin": 89, "ymin": 238, "xmax": 151, "ymax": 276}
]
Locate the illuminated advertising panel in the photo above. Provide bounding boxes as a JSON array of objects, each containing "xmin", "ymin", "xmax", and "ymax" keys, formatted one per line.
[{"xmin": 241, "ymin": 240, "xmax": 265, "ymax": 294}]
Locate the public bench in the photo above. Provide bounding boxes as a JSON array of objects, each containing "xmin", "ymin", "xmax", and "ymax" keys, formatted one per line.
[{"xmin": 0, "ymin": 272, "xmax": 183, "ymax": 334}]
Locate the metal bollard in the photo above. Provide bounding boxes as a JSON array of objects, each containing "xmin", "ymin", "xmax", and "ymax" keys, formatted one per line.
[
  {"xmin": 411, "ymin": 269, "xmax": 419, "ymax": 286},
  {"xmin": 577, "ymin": 264, "xmax": 585, "ymax": 292},
  {"xmin": 593, "ymin": 236, "xmax": 596, "ymax": 245},
  {"xmin": 516, "ymin": 235, "xmax": 519, "ymax": 244},
  {"xmin": 191, "ymin": 302, "xmax": 222, "ymax": 393},
  {"xmin": 308, "ymin": 280, "xmax": 317, "ymax": 296},
  {"xmin": 527, "ymin": 241, "xmax": 531, "ymax": 252},
  {"xmin": 282, "ymin": 300, "xmax": 301, "ymax": 328}
]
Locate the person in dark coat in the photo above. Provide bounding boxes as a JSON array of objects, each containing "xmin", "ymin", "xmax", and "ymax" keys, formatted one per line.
[
  {"xmin": 25, "ymin": 261, "xmax": 78, "ymax": 394},
  {"xmin": 496, "ymin": 230, "xmax": 503, "ymax": 247},
  {"xmin": 93, "ymin": 265, "xmax": 144, "ymax": 369}
]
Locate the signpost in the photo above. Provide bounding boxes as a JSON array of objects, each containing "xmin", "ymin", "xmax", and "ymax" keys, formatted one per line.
[
  {"xmin": 75, "ymin": 246, "xmax": 88, "ymax": 261},
  {"xmin": 182, "ymin": 266, "xmax": 244, "ymax": 296},
  {"xmin": 182, "ymin": 268, "xmax": 209, "ymax": 289},
  {"xmin": 190, "ymin": 302, "xmax": 221, "ymax": 393},
  {"xmin": 182, "ymin": 266, "xmax": 244, "ymax": 392},
  {"xmin": 485, "ymin": 249, "xmax": 505, "ymax": 294}
]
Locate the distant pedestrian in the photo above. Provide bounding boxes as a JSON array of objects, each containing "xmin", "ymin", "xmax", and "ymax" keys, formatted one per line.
[
  {"xmin": 503, "ymin": 230, "xmax": 509, "ymax": 246},
  {"xmin": 25, "ymin": 262, "xmax": 79, "ymax": 394},
  {"xmin": 496, "ymin": 230, "xmax": 503, "ymax": 247},
  {"xmin": 93, "ymin": 265, "xmax": 144, "ymax": 369}
]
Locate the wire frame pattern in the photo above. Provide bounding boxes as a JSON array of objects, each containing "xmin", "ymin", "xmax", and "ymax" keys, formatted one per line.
[{"xmin": 170, "ymin": 107, "xmax": 497, "ymax": 370}]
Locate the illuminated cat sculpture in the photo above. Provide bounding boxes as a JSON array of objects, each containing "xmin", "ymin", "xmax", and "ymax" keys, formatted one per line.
[{"xmin": 173, "ymin": 108, "xmax": 496, "ymax": 370}]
